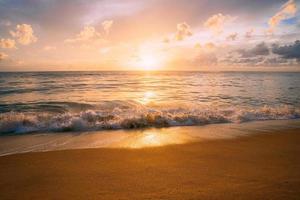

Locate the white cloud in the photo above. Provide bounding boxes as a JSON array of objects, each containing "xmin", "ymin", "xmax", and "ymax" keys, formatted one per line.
[{"xmin": 10, "ymin": 24, "xmax": 37, "ymax": 45}]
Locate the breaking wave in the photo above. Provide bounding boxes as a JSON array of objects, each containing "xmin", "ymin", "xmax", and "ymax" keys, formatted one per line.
[{"xmin": 0, "ymin": 101, "xmax": 299, "ymax": 134}]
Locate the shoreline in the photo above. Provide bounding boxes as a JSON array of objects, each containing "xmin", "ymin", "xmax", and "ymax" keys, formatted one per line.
[
  {"xmin": 1, "ymin": 127, "xmax": 300, "ymax": 199},
  {"xmin": 1, "ymin": 119, "xmax": 300, "ymax": 157},
  {"xmin": 1, "ymin": 119, "xmax": 300, "ymax": 156}
]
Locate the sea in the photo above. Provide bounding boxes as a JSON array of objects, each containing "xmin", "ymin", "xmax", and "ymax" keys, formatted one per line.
[{"xmin": 1, "ymin": 71, "xmax": 300, "ymax": 134}]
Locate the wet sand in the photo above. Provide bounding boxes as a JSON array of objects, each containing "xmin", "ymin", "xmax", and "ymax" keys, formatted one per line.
[{"xmin": 0, "ymin": 128, "xmax": 300, "ymax": 199}]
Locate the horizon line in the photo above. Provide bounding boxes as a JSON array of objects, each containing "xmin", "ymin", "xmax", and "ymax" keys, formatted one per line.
[{"xmin": 1, "ymin": 69, "xmax": 300, "ymax": 73}]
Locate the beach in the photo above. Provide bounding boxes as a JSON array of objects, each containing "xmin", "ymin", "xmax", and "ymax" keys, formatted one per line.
[
  {"xmin": 0, "ymin": 72, "xmax": 300, "ymax": 199},
  {"xmin": 1, "ymin": 126, "xmax": 300, "ymax": 199},
  {"xmin": 1, "ymin": 0, "xmax": 300, "ymax": 198}
]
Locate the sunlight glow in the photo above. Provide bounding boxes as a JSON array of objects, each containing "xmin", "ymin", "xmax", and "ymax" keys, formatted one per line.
[
  {"xmin": 138, "ymin": 54, "xmax": 161, "ymax": 71},
  {"xmin": 140, "ymin": 91, "xmax": 156, "ymax": 104}
]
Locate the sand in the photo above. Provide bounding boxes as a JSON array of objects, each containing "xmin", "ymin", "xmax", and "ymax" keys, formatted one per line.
[{"xmin": 0, "ymin": 129, "xmax": 300, "ymax": 200}]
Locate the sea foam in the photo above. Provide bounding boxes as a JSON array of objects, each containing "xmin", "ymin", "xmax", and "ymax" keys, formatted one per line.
[{"xmin": 0, "ymin": 103, "xmax": 299, "ymax": 134}]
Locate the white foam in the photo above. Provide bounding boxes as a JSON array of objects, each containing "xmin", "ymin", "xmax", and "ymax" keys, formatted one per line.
[{"xmin": 0, "ymin": 104, "xmax": 299, "ymax": 134}]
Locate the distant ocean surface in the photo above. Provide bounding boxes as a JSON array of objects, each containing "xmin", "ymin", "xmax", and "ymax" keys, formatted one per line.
[{"xmin": 0, "ymin": 71, "xmax": 300, "ymax": 134}]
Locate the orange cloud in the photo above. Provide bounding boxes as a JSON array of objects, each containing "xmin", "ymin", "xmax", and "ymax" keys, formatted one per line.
[
  {"xmin": 0, "ymin": 52, "xmax": 8, "ymax": 61},
  {"xmin": 194, "ymin": 43, "xmax": 201, "ymax": 48},
  {"xmin": 65, "ymin": 26, "xmax": 101, "ymax": 43},
  {"xmin": 268, "ymin": 0, "xmax": 297, "ymax": 33},
  {"xmin": 10, "ymin": 24, "xmax": 37, "ymax": 45},
  {"xmin": 0, "ymin": 38, "xmax": 16, "ymax": 49},
  {"xmin": 175, "ymin": 22, "xmax": 192, "ymax": 41},
  {"xmin": 204, "ymin": 42, "xmax": 216, "ymax": 50},
  {"xmin": 163, "ymin": 37, "xmax": 170, "ymax": 43},
  {"xmin": 43, "ymin": 46, "xmax": 57, "ymax": 51},
  {"xmin": 204, "ymin": 13, "xmax": 235, "ymax": 35},
  {"xmin": 226, "ymin": 33, "xmax": 238, "ymax": 41},
  {"xmin": 102, "ymin": 20, "xmax": 113, "ymax": 35},
  {"xmin": 65, "ymin": 20, "xmax": 113, "ymax": 44}
]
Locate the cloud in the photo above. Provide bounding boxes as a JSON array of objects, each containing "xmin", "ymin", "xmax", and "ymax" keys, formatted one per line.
[
  {"xmin": 175, "ymin": 22, "xmax": 192, "ymax": 41},
  {"xmin": 77, "ymin": 26, "xmax": 99, "ymax": 40},
  {"xmin": 1, "ymin": 0, "xmax": 299, "ymax": 70},
  {"xmin": 223, "ymin": 41, "xmax": 300, "ymax": 66},
  {"xmin": 163, "ymin": 37, "xmax": 170, "ymax": 43},
  {"xmin": 194, "ymin": 43, "xmax": 201, "ymax": 48},
  {"xmin": 261, "ymin": 57, "xmax": 293, "ymax": 66},
  {"xmin": 245, "ymin": 29, "xmax": 254, "ymax": 39},
  {"xmin": 65, "ymin": 21, "xmax": 113, "ymax": 44},
  {"xmin": 10, "ymin": 24, "xmax": 37, "ymax": 45},
  {"xmin": 268, "ymin": 0, "xmax": 297, "ymax": 33},
  {"xmin": 169, "ymin": 52, "xmax": 218, "ymax": 68},
  {"xmin": 225, "ymin": 56, "xmax": 265, "ymax": 66},
  {"xmin": 222, "ymin": 43, "xmax": 271, "ymax": 66},
  {"xmin": 226, "ymin": 33, "xmax": 238, "ymax": 41},
  {"xmin": 237, "ymin": 42, "xmax": 269, "ymax": 58},
  {"xmin": 193, "ymin": 52, "xmax": 217, "ymax": 66},
  {"xmin": 102, "ymin": 20, "xmax": 113, "ymax": 35},
  {"xmin": 65, "ymin": 26, "xmax": 101, "ymax": 43},
  {"xmin": 0, "ymin": 52, "xmax": 8, "ymax": 61},
  {"xmin": 228, "ymin": 55, "xmax": 296, "ymax": 67},
  {"xmin": 272, "ymin": 40, "xmax": 300, "ymax": 61},
  {"xmin": 204, "ymin": 42, "xmax": 216, "ymax": 50},
  {"xmin": 0, "ymin": 38, "xmax": 16, "ymax": 49},
  {"xmin": 43, "ymin": 46, "xmax": 57, "ymax": 51},
  {"xmin": 204, "ymin": 13, "xmax": 235, "ymax": 35}
]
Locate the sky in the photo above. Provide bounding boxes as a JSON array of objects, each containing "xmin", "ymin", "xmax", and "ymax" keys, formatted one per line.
[{"xmin": 0, "ymin": 0, "xmax": 300, "ymax": 71}]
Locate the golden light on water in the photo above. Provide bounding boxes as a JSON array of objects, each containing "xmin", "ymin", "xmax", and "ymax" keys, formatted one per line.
[
  {"xmin": 114, "ymin": 128, "xmax": 193, "ymax": 148},
  {"xmin": 140, "ymin": 132, "xmax": 162, "ymax": 146},
  {"xmin": 140, "ymin": 91, "xmax": 156, "ymax": 104}
]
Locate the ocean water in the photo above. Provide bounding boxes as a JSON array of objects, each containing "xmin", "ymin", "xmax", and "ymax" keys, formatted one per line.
[{"xmin": 0, "ymin": 71, "xmax": 300, "ymax": 134}]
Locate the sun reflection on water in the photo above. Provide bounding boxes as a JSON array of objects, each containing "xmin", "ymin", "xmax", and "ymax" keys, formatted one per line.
[
  {"xmin": 140, "ymin": 91, "xmax": 156, "ymax": 104},
  {"xmin": 141, "ymin": 132, "xmax": 162, "ymax": 146},
  {"xmin": 116, "ymin": 128, "xmax": 193, "ymax": 148}
]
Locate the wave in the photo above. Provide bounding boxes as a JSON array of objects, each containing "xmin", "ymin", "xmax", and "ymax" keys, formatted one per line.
[{"xmin": 1, "ymin": 101, "xmax": 299, "ymax": 134}]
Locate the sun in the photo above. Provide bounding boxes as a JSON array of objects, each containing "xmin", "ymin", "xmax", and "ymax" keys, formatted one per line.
[{"xmin": 138, "ymin": 54, "xmax": 161, "ymax": 71}]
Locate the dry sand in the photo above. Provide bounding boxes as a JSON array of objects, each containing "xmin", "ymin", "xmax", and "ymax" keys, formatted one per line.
[{"xmin": 0, "ymin": 129, "xmax": 300, "ymax": 200}]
